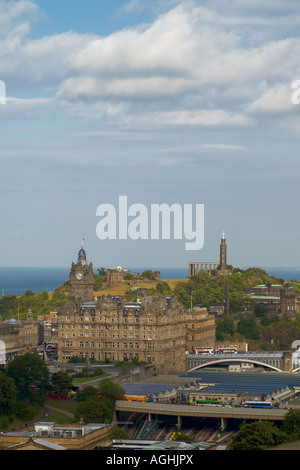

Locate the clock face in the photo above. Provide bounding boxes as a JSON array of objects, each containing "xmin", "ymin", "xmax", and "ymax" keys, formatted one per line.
[{"xmin": 76, "ymin": 272, "xmax": 83, "ymax": 280}]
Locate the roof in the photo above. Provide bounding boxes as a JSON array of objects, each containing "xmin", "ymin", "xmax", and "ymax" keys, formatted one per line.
[
  {"xmin": 124, "ymin": 383, "xmax": 180, "ymax": 397},
  {"xmin": 252, "ymin": 284, "xmax": 282, "ymax": 288},
  {"xmin": 195, "ymin": 381, "xmax": 291, "ymax": 396},
  {"xmin": 250, "ymin": 295, "xmax": 279, "ymax": 300},
  {"xmin": 81, "ymin": 301, "xmax": 97, "ymax": 308},
  {"xmin": 147, "ymin": 440, "xmax": 213, "ymax": 450},
  {"xmin": 33, "ymin": 439, "xmax": 66, "ymax": 450}
]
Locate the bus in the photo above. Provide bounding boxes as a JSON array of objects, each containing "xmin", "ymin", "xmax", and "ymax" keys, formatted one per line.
[
  {"xmin": 195, "ymin": 399, "xmax": 222, "ymax": 406},
  {"xmin": 216, "ymin": 348, "xmax": 238, "ymax": 354},
  {"xmin": 125, "ymin": 395, "xmax": 147, "ymax": 403},
  {"xmin": 243, "ymin": 401, "xmax": 273, "ymax": 409},
  {"xmin": 195, "ymin": 348, "xmax": 214, "ymax": 355}
]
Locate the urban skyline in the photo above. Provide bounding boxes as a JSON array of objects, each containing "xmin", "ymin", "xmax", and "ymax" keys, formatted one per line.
[{"xmin": 0, "ymin": 0, "xmax": 300, "ymax": 269}]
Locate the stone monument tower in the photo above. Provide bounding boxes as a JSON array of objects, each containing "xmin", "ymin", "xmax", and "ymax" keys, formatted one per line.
[
  {"xmin": 215, "ymin": 232, "xmax": 232, "ymax": 277},
  {"xmin": 220, "ymin": 231, "xmax": 227, "ymax": 271}
]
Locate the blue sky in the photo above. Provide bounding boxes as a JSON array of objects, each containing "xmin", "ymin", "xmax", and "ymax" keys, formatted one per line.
[
  {"xmin": 0, "ymin": 0, "xmax": 300, "ymax": 270},
  {"xmin": 30, "ymin": 0, "xmax": 157, "ymax": 37}
]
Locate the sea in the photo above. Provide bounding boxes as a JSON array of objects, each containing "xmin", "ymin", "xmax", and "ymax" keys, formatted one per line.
[{"xmin": 0, "ymin": 266, "xmax": 299, "ymax": 297}]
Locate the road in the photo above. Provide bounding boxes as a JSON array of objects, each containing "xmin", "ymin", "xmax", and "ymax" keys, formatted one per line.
[
  {"xmin": 38, "ymin": 405, "xmax": 75, "ymax": 422},
  {"xmin": 115, "ymin": 401, "xmax": 288, "ymax": 421}
]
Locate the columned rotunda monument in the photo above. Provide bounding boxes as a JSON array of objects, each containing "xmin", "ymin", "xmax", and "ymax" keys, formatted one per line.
[{"xmin": 188, "ymin": 232, "xmax": 232, "ymax": 277}]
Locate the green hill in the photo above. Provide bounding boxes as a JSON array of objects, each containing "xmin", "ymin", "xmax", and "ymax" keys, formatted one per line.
[
  {"xmin": 0, "ymin": 283, "xmax": 70, "ymax": 321},
  {"xmin": 175, "ymin": 267, "xmax": 283, "ymax": 307},
  {"xmin": 173, "ymin": 267, "xmax": 300, "ymax": 351}
]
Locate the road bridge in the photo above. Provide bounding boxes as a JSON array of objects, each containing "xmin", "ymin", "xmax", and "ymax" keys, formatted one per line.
[
  {"xmin": 186, "ymin": 351, "xmax": 294, "ymax": 372},
  {"xmin": 115, "ymin": 401, "xmax": 287, "ymax": 431}
]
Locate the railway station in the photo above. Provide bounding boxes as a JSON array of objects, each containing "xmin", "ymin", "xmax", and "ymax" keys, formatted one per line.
[{"xmin": 111, "ymin": 369, "xmax": 300, "ymax": 447}]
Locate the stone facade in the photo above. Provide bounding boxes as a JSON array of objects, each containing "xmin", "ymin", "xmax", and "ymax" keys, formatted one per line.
[
  {"xmin": 185, "ymin": 306, "xmax": 215, "ymax": 354},
  {"xmin": 280, "ymin": 284, "xmax": 298, "ymax": 318},
  {"xmin": 106, "ymin": 267, "xmax": 126, "ymax": 284},
  {"xmin": 0, "ymin": 422, "xmax": 112, "ymax": 450},
  {"xmin": 69, "ymin": 241, "xmax": 94, "ymax": 303},
  {"xmin": 57, "ymin": 244, "xmax": 216, "ymax": 374},
  {"xmin": 0, "ymin": 310, "xmax": 39, "ymax": 362},
  {"xmin": 244, "ymin": 283, "xmax": 299, "ymax": 319},
  {"xmin": 57, "ymin": 294, "xmax": 189, "ymax": 374}
]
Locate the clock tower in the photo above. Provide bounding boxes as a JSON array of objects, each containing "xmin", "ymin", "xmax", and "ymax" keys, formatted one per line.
[{"xmin": 69, "ymin": 238, "xmax": 94, "ymax": 303}]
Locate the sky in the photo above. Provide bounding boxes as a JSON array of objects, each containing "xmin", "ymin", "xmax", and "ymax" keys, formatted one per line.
[{"xmin": 0, "ymin": 0, "xmax": 300, "ymax": 270}]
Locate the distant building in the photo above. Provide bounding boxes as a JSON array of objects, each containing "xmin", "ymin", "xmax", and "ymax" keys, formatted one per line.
[
  {"xmin": 106, "ymin": 267, "xmax": 127, "ymax": 284},
  {"xmin": 0, "ymin": 310, "xmax": 38, "ymax": 362},
  {"xmin": 209, "ymin": 302, "xmax": 225, "ymax": 316},
  {"xmin": 244, "ymin": 283, "xmax": 299, "ymax": 319},
  {"xmin": 280, "ymin": 284, "xmax": 298, "ymax": 318},
  {"xmin": 38, "ymin": 309, "xmax": 60, "ymax": 344},
  {"xmin": 0, "ymin": 422, "xmax": 112, "ymax": 450},
  {"xmin": 186, "ymin": 306, "xmax": 216, "ymax": 354}
]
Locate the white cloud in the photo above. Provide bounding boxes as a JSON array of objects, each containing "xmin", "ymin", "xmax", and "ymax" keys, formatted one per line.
[
  {"xmin": 248, "ymin": 84, "xmax": 296, "ymax": 115},
  {"xmin": 117, "ymin": 0, "xmax": 148, "ymax": 15},
  {"xmin": 0, "ymin": 0, "xmax": 38, "ymax": 38},
  {"xmin": 124, "ymin": 109, "xmax": 254, "ymax": 126},
  {"xmin": 1, "ymin": 0, "xmax": 300, "ymax": 128},
  {"xmin": 203, "ymin": 144, "xmax": 248, "ymax": 150}
]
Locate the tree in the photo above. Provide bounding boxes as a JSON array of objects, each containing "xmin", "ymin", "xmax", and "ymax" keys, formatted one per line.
[
  {"xmin": 97, "ymin": 267, "xmax": 106, "ymax": 277},
  {"xmin": 76, "ymin": 386, "xmax": 98, "ymax": 402},
  {"xmin": 156, "ymin": 281, "xmax": 171, "ymax": 295},
  {"xmin": 97, "ymin": 379, "xmax": 125, "ymax": 402},
  {"xmin": 112, "ymin": 428, "xmax": 129, "ymax": 439},
  {"xmin": 237, "ymin": 317, "xmax": 260, "ymax": 340},
  {"xmin": 74, "ymin": 400, "xmax": 111, "ymax": 423},
  {"xmin": 74, "ymin": 380, "xmax": 125, "ymax": 423},
  {"xmin": 51, "ymin": 371, "xmax": 73, "ymax": 395},
  {"xmin": 254, "ymin": 303, "xmax": 267, "ymax": 317},
  {"xmin": 94, "ymin": 268, "xmax": 106, "ymax": 290},
  {"xmin": 6, "ymin": 353, "xmax": 49, "ymax": 401},
  {"xmin": 24, "ymin": 290, "xmax": 35, "ymax": 296},
  {"xmin": 231, "ymin": 421, "xmax": 286, "ymax": 450},
  {"xmin": 282, "ymin": 409, "xmax": 300, "ymax": 437},
  {"xmin": 0, "ymin": 371, "xmax": 17, "ymax": 414},
  {"xmin": 97, "ymin": 379, "xmax": 125, "ymax": 422},
  {"xmin": 140, "ymin": 270, "xmax": 155, "ymax": 280},
  {"xmin": 216, "ymin": 316, "xmax": 235, "ymax": 341}
]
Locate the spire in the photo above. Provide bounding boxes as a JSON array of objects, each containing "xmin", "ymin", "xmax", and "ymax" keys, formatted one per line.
[{"xmin": 78, "ymin": 237, "xmax": 87, "ymax": 266}]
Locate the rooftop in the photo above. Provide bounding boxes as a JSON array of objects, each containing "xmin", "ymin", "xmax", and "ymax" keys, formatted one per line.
[{"xmin": 4, "ymin": 422, "xmax": 110, "ymax": 440}]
